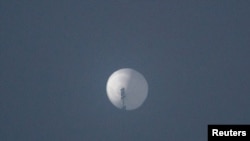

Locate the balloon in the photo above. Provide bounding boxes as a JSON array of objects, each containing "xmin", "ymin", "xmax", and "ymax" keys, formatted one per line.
[{"xmin": 106, "ymin": 68, "xmax": 148, "ymax": 110}]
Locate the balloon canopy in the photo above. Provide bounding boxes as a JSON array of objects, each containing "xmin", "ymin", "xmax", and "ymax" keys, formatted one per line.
[{"xmin": 106, "ymin": 68, "xmax": 148, "ymax": 110}]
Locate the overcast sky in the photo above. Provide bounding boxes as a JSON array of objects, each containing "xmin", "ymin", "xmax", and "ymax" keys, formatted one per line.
[{"xmin": 1, "ymin": 1, "xmax": 250, "ymax": 141}]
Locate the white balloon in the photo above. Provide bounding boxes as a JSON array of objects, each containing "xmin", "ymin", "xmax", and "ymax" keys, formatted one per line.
[{"xmin": 106, "ymin": 68, "xmax": 148, "ymax": 110}]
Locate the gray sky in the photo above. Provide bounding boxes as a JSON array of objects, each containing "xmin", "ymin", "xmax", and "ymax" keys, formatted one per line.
[{"xmin": 1, "ymin": 1, "xmax": 250, "ymax": 141}]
